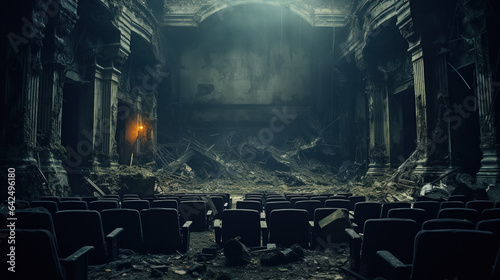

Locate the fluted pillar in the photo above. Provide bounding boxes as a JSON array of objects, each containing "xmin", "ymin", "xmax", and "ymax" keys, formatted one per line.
[
  {"xmin": 1, "ymin": 5, "xmax": 45, "ymax": 200},
  {"xmin": 91, "ymin": 42, "xmax": 129, "ymax": 167},
  {"xmin": 468, "ymin": 1, "xmax": 500, "ymax": 190},
  {"xmin": 397, "ymin": 2, "xmax": 452, "ymax": 180},
  {"xmin": 366, "ymin": 76, "xmax": 391, "ymax": 176},
  {"xmin": 36, "ymin": 0, "xmax": 79, "ymax": 196}
]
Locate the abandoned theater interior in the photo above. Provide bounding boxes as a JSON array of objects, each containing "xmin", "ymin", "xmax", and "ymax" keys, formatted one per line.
[{"xmin": 1, "ymin": 0, "xmax": 500, "ymax": 279}]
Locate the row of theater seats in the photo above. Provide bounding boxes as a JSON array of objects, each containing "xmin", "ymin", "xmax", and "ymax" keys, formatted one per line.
[
  {"xmin": 343, "ymin": 195, "xmax": 500, "ymax": 280},
  {"xmin": 0, "ymin": 192, "xmax": 233, "ymax": 280},
  {"xmin": 346, "ymin": 218, "xmax": 500, "ymax": 280},
  {"xmin": 0, "ymin": 208, "xmax": 197, "ymax": 280},
  {"xmin": 219, "ymin": 192, "xmax": 500, "ymax": 279},
  {"xmin": 2, "ymin": 191, "xmax": 500, "ymax": 280},
  {"xmin": 4, "ymin": 193, "xmax": 230, "ymax": 228},
  {"xmin": 0, "ymin": 208, "xmax": 192, "ymax": 280}
]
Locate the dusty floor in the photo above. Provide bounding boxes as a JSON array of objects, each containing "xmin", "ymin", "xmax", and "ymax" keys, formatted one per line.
[{"xmin": 88, "ymin": 231, "xmax": 355, "ymax": 280}]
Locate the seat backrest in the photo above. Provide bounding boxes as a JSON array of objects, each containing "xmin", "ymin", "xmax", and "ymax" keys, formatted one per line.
[
  {"xmin": 412, "ymin": 201, "xmax": 440, "ymax": 220},
  {"xmin": 40, "ymin": 196, "xmax": 60, "ymax": 203},
  {"xmin": 82, "ymin": 196, "xmax": 99, "ymax": 203},
  {"xmin": 313, "ymin": 208, "xmax": 350, "ymax": 230},
  {"xmin": 221, "ymin": 209, "xmax": 261, "ymax": 247},
  {"xmin": 324, "ymin": 199, "xmax": 350, "ymax": 209},
  {"xmin": 380, "ymin": 202, "xmax": 411, "ymax": 218},
  {"xmin": 421, "ymin": 218, "xmax": 474, "ymax": 230},
  {"xmin": 181, "ymin": 195, "xmax": 201, "ymax": 201},
  {"xmin": 265, "ymin": 201, "xmax": 292, "ymax": 223},
  {"xmin": 141, "ymin": 208, "xmax": 182, "ymax": 254},
  {"xmin": 58, "ymin": 200, "xmax": 88, "ymax": 210},
  {"xmin": 54, "ymin": 210, "xmax": 108, "ymax": 265},
  {"xmin": 152, "ymin": 199, "xmax": 179, "ymax": 210},
  {"xmin": 101, "ymin": 208, "xmax": 143, "ymax": 252},
  {"xmin": 411, "ymin": 230, "xmax": 498, "ymax": 280},
  {"xmin": 245, "ymin": 197, "xmax": 263, "ymax": 205},
  {"xmin": 266, "ymin": 197, "xmax": 287, "ymax": 203},
  {"xmin": 295, "ymin": 200, "xmax": 322, "ymax": 220},
  {"xmin": 336, "ymin": 193, "xmax": 353, "ymax": 197},
  {"xmin": 388, "ymin": 208, "xmax": 427, "ymax": 229},
  {"xmin": 103, "ymin": 194, "xmax": 120, "ymax": 200},
  {"xmin": 179, "ymin": 200, "xmax": 208, "ymax": 231},
  {"xmin": 269, "ymin": 209, "xmax": 310, "ymax": 248},
  {"xmin": 313, "ymin": 207, "xmax": 350, "ymax": 243},
  {"xmin": 476, "ymin": 218, "xmax": 500, "ymax": 243},
  {"xmin": 61, "ymin": 197, "xmax": 82, "ymax": 201},
  {"xmin": 353, "ymin": 202, "xmax": 382, "ymax": 233},
  {"xmin": 121, "ymin": 200, "xmax": 150, "ymax": 211},
  {"xmin": 310, "ymin": 196, "xmax": 329, "ymax": 206},
  {"xmin": 481, "ymin": 208, "xmax": 500, "ymax": 221},
  {"xmin": 209, "ymin": 196, "xmax": 225, "ymax": 218},
  {"xmin": 330, "ymin": 195, "xmax": 348, "ymax": 200},
  {"xmin": 290, "ymin": 196, "xmax": 309, "ymax": 206},
  {"xmin": 348, "ymin": 196, "xmax": 366, "ymax": 211},
  {"xmin": 16, "ymin": 210, "xmax": 57, "ymax": 244},
  {"xmin": 361, "ymin": 218, "xmax": 418, "ymax": 278},
  {"xmin": 285, "ymin": 194, "xmax": 301, "ymax": 200},
  {"xmin": 0, "ymin": 229, "xmax": 64, "ymax": 280},
  {"xmin": 122, "ymin": 197, "xmax": 140, "ymax": 201},
  {"xmin": 447, "ymin": 194, "xmax": 467, "ymax": 203},
  {"xmin": 466, "ymin": 200, "xmax": 495, "ymax": 213},
  {"xmin": 236, "ymin": 200, "xmax": 261, "ymax": 212},
  {"xmin": 437, "ymin": 208, "xmax": 480, "ymax": 225},
  {"xmin": 440, "ymin": 201, "xmax": 465, "ymax": 209},
  {"xmin": 30, "ymin": 200, "xmax": 59, "ymax": 215},
  {"xmin": 5, "ymin": 199, "xmax": 31, "ymax": 209},
  {"xmin": 89, "ymin": 200, "xmax": 120, "ymax": 212}
]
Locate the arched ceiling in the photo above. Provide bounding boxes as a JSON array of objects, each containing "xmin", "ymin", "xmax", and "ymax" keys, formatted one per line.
[{"xmin": 162, "ymin": 0, "xmax": 354, "ymax": 27}]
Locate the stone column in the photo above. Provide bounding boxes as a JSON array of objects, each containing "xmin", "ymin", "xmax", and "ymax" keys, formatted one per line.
[
  {"xmin": 464, "ymin": 1, "xmax": 500, "ymax": 190},
  {"xmin": 397, "ymin": 2, "xmax": 451, "ymax": 180},
  {"xmin": 37, "ymin": 1, "xmax": 78, "ymax": 196},
  {"xmin": 91, "ymin": 42, "xmax": 129, "ymax": 167},
  {"xmin": 366, "ymin": 74, "xmax": 391, "ymax": 177},
  {"xmin": 1, "ymin": 5, "xmax": 46, "ymax": 200}
]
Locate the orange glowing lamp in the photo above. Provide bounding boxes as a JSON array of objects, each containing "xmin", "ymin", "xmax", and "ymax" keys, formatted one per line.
[{"xmin": 139, "ymin": 125, "xmax": 144, "ymax": 130}]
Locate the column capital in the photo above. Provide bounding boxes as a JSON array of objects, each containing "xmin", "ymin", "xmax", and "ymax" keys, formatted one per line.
[{"xmin": 103, "ymin": 43, "xmax": 130, "ymax": 68}]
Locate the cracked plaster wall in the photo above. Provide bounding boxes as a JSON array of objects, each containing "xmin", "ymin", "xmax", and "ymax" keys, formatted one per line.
[{"xmin": 175, "ymin": 4, "xmax": 315, "ymax": 123}]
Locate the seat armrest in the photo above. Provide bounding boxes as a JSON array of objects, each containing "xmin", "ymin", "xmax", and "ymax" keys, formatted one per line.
[
  {"xmin": 223, "ymin": 202, "xmax": 228, "ymax": 209},
  {"xmin": 348, "ymin": 211, "xmax": 354, "ymax": 219},
  {"xmin": 351, "ymin": 222, "xmax": 358, "ymax": 231},
  {"xmin": 106, "ymin": 227, "xmax": 124, "ymax": 262},
  {"xmin": 61, "ymin": 246, "xmax": 94, "ymax": 280},
  {"xmin": 377, "ymin": 250, "xmax": 412, "ymax": 280},
  {"xmin": 308, "ymin": 221, "xmax": 315, "ymax": 249},
  {"xmin": 214, "ymin": 219, "xmax": 222, "ymax": 245},
  {"xmin": 260, "ymin": 212, "xmax": 266, "ymax": 221},
  {"xmin": 345, "ymin": 228, "xmax": 361, "ymax": 271},
  {"xmin": 309, "ymin": 221, "xmax": 314, "ymax": 228},
  {"xmin": 181, "ymin": 221, "xmax": 193, "ymax": 253},
  {"xmin": 260, "ymin": 220, "xmax": 268, "ymax": 246},
  {"xmin": 206, "ymin": 210, "xmax": 213, "ymax": 229}
]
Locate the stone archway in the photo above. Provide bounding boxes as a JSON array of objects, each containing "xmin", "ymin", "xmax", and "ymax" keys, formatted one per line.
[{"xmin": 162, "ymin": 0, "xmax": 353, "ymax": 27}]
